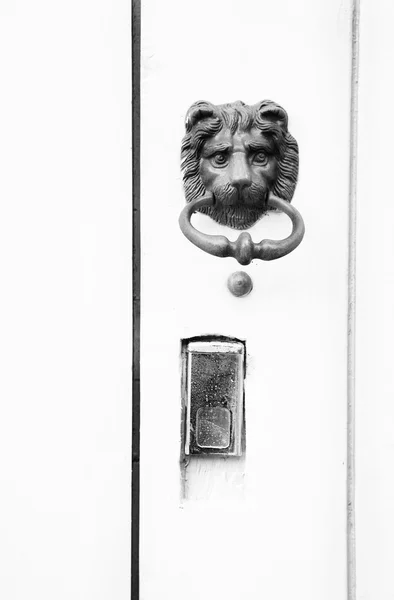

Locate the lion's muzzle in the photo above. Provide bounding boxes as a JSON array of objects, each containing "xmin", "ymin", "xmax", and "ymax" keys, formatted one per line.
[{"xmin": 212, "ymin": 182, "xmax": 268, "ymax": 208}]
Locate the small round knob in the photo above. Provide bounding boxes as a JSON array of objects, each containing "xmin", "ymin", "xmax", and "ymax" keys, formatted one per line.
[{"xmin": 227, "ymin": 271, "xmax": 253, "ymax": 297}]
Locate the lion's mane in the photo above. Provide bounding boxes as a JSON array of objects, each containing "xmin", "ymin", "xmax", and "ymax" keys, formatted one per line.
[{"xmin": 181, "ymin": 100, "xmax": 299, "ymax": 226}]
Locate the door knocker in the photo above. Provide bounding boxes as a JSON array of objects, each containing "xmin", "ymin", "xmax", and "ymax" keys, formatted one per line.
[{"xmin": 179, "ymin": 100, "xmax": 305, "ymax": 268}]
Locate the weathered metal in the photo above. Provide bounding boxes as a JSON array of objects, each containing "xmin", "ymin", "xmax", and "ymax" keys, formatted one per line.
[
  {"xmin": 179, "ymin": 100, "xmax": 305, "ymax": 264},
  {"xmin": 179, "ymin": 193, "xmax": 305, "ymax": 266},
  {"xmin": 227, "ymin": 271, "xmax": 253, "ymax": 297}
]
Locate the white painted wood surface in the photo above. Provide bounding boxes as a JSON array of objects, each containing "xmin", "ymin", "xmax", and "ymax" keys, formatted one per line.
[
  {"xmin": 0, "ymin": 2, "xmax": 132, "ymax": 599},
  {"xmin": 140, "ymin": 1, "xmax": 352, "ymax": 598},
  {"xmin": 356, "ymin": 2, "xmax": 394, "ymax": 598}
]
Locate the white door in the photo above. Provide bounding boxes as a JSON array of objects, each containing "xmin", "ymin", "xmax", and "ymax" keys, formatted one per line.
[
  {"xmin": 356, "ymin": 2, "xmax": 394, "ymax": 599},
  {"xmin": 140, "ymin": 1, "xmax": 353, "ymax": 599},
  {"xmin": 0, "ymin": 2, "xmax": 132, "ymax": 599}
]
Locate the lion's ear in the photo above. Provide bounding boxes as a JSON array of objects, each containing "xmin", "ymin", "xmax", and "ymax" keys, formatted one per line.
[
  {"xmin": 256, "ymin": 101, "xmax": 288, "ymax": 132},
  {"xmin": 185, "ymin": 101, "xmax": 215, "ymax": 132}
]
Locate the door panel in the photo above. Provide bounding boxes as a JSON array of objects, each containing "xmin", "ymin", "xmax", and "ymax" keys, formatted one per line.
[
  {"xmin": 356, "ymin": 3, "xmax": 394, "ymax": 598},
  {"xmin": 140, "ymin": 1, "xmax": 352, "ymax": 598}
]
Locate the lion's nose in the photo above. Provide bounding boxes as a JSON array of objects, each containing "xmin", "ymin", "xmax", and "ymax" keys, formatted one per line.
[{"xmin": 229, "ymin": 153, "xmax": 252, "ymax": 191}]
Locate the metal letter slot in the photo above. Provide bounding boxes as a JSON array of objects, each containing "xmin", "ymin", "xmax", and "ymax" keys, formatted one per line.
[{"xmin": 183, "ymin": 339, "xmax": 245, "ymax": 456}]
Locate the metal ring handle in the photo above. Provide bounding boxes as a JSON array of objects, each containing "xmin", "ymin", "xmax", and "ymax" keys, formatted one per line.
[{"xmin": 179, "ymin": 193, "xmax": 305, "ymax": 266}]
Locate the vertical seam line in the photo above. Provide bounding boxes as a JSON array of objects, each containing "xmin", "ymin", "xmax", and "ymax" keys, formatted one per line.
[
  {"xmin": 348, "ymin": 1, "xmax": 360, "ymax": 599},
  {"xmin": 132, "ymin": 1, "xmax": 141, "ymax": 599}
]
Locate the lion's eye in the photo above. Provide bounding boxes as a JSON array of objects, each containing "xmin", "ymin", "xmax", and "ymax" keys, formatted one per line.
[
  {"xmin": 211, "ymin": 153, "xmax": 228, "ymax": 167},
  {"xmin": 253, "ymin": 151, "xmax": 269, "ymax": 166}
]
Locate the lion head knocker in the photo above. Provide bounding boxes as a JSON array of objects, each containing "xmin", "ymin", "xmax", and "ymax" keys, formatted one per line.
[{"xmin": 179, "ymin": 100, "xmax": 305, "ymax": 266}]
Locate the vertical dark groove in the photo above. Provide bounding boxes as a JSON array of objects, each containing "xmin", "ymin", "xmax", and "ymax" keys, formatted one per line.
[
  {"xmin": 131, "ymin": 1, "xmax": 141, "ymax": 599},
  {"xmin": 347, "ymin": 1, "xmax": 360, "ymax": 599}
]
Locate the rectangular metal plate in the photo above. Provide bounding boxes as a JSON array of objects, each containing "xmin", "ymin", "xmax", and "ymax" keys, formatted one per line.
[{"xmin": 184, "ymin": 340, "xmax": 245, "ymax": 456}]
